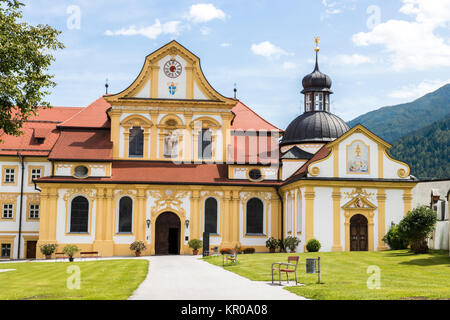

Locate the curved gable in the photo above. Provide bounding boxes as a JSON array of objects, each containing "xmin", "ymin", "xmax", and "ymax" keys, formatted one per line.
[{"xmin": 104, "ymin": 40, "xmax": 236, "ymax": 108}]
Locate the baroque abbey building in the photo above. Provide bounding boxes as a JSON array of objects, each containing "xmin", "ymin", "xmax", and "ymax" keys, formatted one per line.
[{"xmin": 0, "ymin": 41, "xmax": 416, "ymax": 259}]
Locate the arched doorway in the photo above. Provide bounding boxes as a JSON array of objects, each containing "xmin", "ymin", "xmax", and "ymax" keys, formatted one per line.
[
  {"xmin": 350, "ymin": 214, "xmax": 368, "ymax": 251},
  {"xmin": 155, "ymin": 212, "xmax": 180, "ymax": 255}
]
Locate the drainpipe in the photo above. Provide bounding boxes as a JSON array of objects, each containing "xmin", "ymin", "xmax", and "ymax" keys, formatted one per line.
[{"xmin": 17, "ymin": 152, "xmax": 25, "ymax": 260}]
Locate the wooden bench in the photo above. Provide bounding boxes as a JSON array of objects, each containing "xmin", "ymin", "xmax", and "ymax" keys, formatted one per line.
[
  {"xmin": 80, "ymin": 251, "xmax": 100, "ymax": 260},
  {"xmin": 271, "ymin": 256, "xmax": 299, "ymax": 285}
]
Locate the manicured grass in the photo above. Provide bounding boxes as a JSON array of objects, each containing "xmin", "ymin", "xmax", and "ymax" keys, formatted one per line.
[
  {"xmin": 0, "ymin": 259, "xmax": 148, "ymax": 300},
  {"xmin": 204, "ymin": 250, "xmax": 450, "ymax": 300}
]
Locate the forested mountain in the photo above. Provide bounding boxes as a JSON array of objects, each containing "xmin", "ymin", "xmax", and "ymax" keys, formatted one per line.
[
  {"xmin": 348, "ymin": 84, "xmax": 450, "ymax": 143},
  {"xmin": 389, "ymin": 115, "xmax": 450, "ymax": 179}
]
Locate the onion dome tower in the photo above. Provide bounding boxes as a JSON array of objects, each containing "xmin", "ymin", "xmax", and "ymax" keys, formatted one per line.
[{"xmin": 280, "ymin": 37, "xmax": 349, "ymax": 147}]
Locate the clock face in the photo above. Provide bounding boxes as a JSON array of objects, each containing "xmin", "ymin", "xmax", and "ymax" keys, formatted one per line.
[{"xmin": 164, "ymin": 59, "xmax": 182, "ymax": 78}]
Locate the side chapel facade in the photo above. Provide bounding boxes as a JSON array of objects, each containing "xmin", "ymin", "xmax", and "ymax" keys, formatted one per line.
[{"xmin": 0, "ymin": 41, "xmax": 416, "ymax": 259}]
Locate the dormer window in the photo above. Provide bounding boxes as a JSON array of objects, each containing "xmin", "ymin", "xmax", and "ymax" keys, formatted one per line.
[
  {"xmin": 129, "ymin": 127, "xmax": 144, "ymax": 157},
  {"xmin": 35, "ymin": 137, "xmax": 45, "ymax": 144}
]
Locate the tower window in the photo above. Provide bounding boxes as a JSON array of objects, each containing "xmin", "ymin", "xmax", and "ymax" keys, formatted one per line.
[
  {"xmin": 305, "ymin": 93, "xmax": 312, "ymax": 112},
  {"xmin": 315, "ymin": 93, "xmax": 323, "ymax": 110},
  {"xmin": 325, "ymin": 94, "xmax": 330, "ymax": 111}
]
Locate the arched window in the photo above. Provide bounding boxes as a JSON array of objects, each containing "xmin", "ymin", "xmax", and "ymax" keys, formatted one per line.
[
  {"xmin": 204, "ymin": 197, "xmax": 218, "ymax": 234},
  {"xmin": 129, "ymin": 127, "xmax": 144, "ymax": 157},
  {"xmin": 198, "ymin": 129, "xmax": 212, "ymax": 159},
  {"xmin": 118, "ymin": 196, "xmax": 133, "ymax": 233},
  {"xmin": 246, "ymin": 198, "xmax": 264, "ymax": 234},
  {"xmin": 70, "ymin": 196, "xmax": 89, "ymax": 233}
]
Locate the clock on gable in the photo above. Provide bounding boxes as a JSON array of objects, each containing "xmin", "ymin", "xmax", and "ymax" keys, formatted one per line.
[{"xmin": 164, "ymin": 59, "xmax": 182, "ymax": 78}]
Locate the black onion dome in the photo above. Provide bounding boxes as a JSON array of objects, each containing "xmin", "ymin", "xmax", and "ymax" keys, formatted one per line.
[
  {"xmin": 301, "ymin": 53, "xmax": 332, "ymax": 93},
  {"xmin": 281, "ymin": 111, "xmax": 349, "ymax": 145}
]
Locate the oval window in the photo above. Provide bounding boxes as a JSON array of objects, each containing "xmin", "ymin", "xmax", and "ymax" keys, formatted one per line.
[
  {"xmin": 74, "ymin": 165, "xmax": 88, "ymax": 178},
  {"xmin": 249, "ymin": 169, "xmax": 262, "ymax": 181}
]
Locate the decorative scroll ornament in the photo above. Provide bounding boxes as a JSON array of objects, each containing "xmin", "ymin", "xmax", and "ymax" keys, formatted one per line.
[{"xmin": 148, "ymin": 189, "xmax": 190, "ymax": 217}]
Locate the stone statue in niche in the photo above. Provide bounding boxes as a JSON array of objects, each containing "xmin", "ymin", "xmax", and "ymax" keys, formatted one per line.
[{"xmin": 164, "ymin": 131, "xmax": 178, "ymax": 158}]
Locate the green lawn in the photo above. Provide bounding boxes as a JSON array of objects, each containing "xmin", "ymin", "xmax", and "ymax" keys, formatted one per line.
[
  {"xmin": 0, "ymin": 259, "xmax": 148, "ymax": 300},
  {"xmin": 204, "ymin": 250, "xmax": 450, "ymax": 300}
]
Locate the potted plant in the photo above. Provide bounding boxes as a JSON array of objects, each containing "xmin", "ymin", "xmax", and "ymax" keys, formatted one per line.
[
  {"xmin": 39, "ymin": 243, "xmax": 58, "ymax": 259},
  {"xmin": 265, "ymin": 237, "xmax": 279, "ymax": 253},
  {"xmin": 188, "ymin": 239, "xmax": 203, "ymax": 255},
  {"xmin": 285, "ymin": 236, "xmax": 301, "ymax": 253},
  {"xmin": 62, "ymin": 245, "xmax": 79, "ymax": 262},
  {"xmin": 130, "ymin": 240, "xmax": 146, "ymax": 257},
  {"xmin": 278, "ymin": 238, "xmax": 287, "ymax": 253}
]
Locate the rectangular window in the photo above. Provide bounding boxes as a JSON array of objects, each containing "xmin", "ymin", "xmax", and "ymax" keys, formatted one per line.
[
  {"xmin": 198, "ymin": 129, "xmax": 212, "ymax": 159},
  {"xmin": 30, "ymin": 168, "xmax": 41, "ymax": 181},
  {"xmin": 305, "ymin": 93, "xmax": 312, "ymax": 111},
  {"xmin": 1, "ymin": 244, "xmax": 11, "ymax": 258},
  {"xmin": 129, "ymin": 127, "xmax": 144, "ymax": 157},
  {"xmin": 29, "ymin": 204, "xmax": 40, "ymax": 219},
  {"xmin": 4, "ymin": 168, "xmax": 15, "ymax": 183},
  {"xmin": 2, "ymin": 204, "xmax": 13, "ymax": 219}
]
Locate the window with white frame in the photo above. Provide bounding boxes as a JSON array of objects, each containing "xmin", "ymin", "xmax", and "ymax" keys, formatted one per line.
[
  {"xmin": 30, "ymin": 168, "xmax": 42, "ymax": 182},
  {"xmin": 4, "ymin": 168, "xmax": 15, "ymax": 183},
  {"xmin": 2, "ymin": 204, "xmax": 13, "ymax": 219},
  {"xmin": 246, "ymin": 198, "xmax": 264, "ymax": 235},
  {"xmin": 204, "ymin": 197, "xmax": 218, "ymax": 234},
  {"xmin": 1, "ymin": 244, "xmax": 11, "ymax": 258},
  {"xmin": 29, "ymin": 204, "xmax": 40, "ymax": 219},
  {"xmin": 297, "ymin": 192, "xmax": 302, "ymax": 233}
]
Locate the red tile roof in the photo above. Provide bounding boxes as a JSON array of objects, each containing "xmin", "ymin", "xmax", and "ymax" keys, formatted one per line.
[
  {"xmin": 36, "ymin": 161, "xmax": 281, "ymax": 186},
  {"xmin": 49, "ymin": 129, "xmax": 112, "ymax": 160},
  {"xmin": 231, "ymin": 101, "xmax": 283, "ymax": 132},
  {"xmin": 58, "ymin": 97, "xmax": 111, "ymax": 129},
  {"xmin": 0, "ymin": 107, "xmax": 82, "ymax": 156},
  {"xmin": 283, "ymin": 145, "xmax": 331, "ymax": 184}
]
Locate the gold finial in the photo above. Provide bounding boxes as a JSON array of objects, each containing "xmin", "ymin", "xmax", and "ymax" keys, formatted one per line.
[{"xmin": 314, "ymin": 36, "xmax": 320, "ymax": 52}]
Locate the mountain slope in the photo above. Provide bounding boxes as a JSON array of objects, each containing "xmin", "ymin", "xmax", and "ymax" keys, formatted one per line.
[
  {"xmin": 389, "ymin": 115, "xmax": 450, "ymax": 179},
  {"xmin": 348, "ymin": 84, "xmax": 450, "ymax": 143}
]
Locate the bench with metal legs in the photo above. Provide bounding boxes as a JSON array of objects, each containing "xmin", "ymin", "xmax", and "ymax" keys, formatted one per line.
[{"xmin": 271, "ymin": 256, "xmax": 299, "ymax": 285}]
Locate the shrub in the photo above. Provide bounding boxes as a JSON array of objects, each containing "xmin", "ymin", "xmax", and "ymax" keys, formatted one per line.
[
  {"xmin": 397, "ymin": 206, "xmax": 437, "ymax": 254},
  {"xmin": 243, "ymin": 247, "xmax": 255, "ymax": 254},
  {"xmin": 39, "ymin": 243, "xmax": 57, "ymax": 256},
  {"xmin": 188, "ymin": 239, "xmax": 203, "ymax": 250},
  {"xmin": 285, "ymin": 236, "xmax": 301, "ymax": 252},
  {"xmin": 265, "ymin": 237, "xmax": 279, "ymax": 250},
  {"xmin": 383, "ymin": 224, "xmax": 409, "ymax": 250},
  {"xmin": 130, "ymin": 241, "xmax": 147, "ymax": 253},
  {"xmin": 62, "ymin": 244, "xmax": 79, "ymax": 258},
  {"xmin": 306, "ymin": 238, "xmax": 321, "ymax": 252}
]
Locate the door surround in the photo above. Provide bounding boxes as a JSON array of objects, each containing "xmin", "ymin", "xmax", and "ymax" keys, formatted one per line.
[
  {"xmin": 153, "ymin": 211, "xmax": 184, "ymax": 255},
  {"xmin": 344, "ymin": 210, "xmax": 374, "ymax": 251}
]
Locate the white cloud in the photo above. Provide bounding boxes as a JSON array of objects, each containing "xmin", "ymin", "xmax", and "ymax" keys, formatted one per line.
[
  {"xmin": 105, "ymin": 19, "xmax": 183, "ymax": 39},
  {"xmin": 251, "ymin": 41, "xmax": 293, "ymax": 60},
  {"xmin": 282, "ymin": 61, "xmax": 297, "ymax": 70},
  {"xmin": 388, "ymin": 79, "xmax": 450, "ymax": 100},
  {"xmin": 220, "ymin": 42, "xmax": 232, "ymax": 47},
  {"xmin": 352, "ymin": 0, "xmax": 450, "ymax": 70},
  {"xmin": 187, "ymin": 3, "xmax": 227, "ymax": 23},
  {"xmin": 200, "ymin": 26, "xmax": 211, "ymax": 35},
  {"xmin": 334, "ymin": 54, "xmax": 374, "ymax": 66}
]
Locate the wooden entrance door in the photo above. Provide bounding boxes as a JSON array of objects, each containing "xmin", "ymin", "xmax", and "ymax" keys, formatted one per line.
[
  {"xmin": 26, "ymin": 241, "xmax": 37, "ymax": 259},
  {"xmin": 350, "ymin": 214, "xmax": 368, "ymax": 251},
  {"xmin": 155, "ymin": 212, "xmax": 180, "ymax": 255}
]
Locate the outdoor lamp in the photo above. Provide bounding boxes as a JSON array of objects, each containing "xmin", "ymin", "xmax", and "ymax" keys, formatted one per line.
[
  {"xmin": 146, "ymin": 219, "xmax": 151, "ymax": 228},
  {"xmin": 185, "ymin": 219, "xmax": 190, "ymax": 229}
]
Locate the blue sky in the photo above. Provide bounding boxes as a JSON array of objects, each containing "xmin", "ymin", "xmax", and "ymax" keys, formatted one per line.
[{"xmin": 20, "ymin": 0, "xmax": 450, "ymax": 129}]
